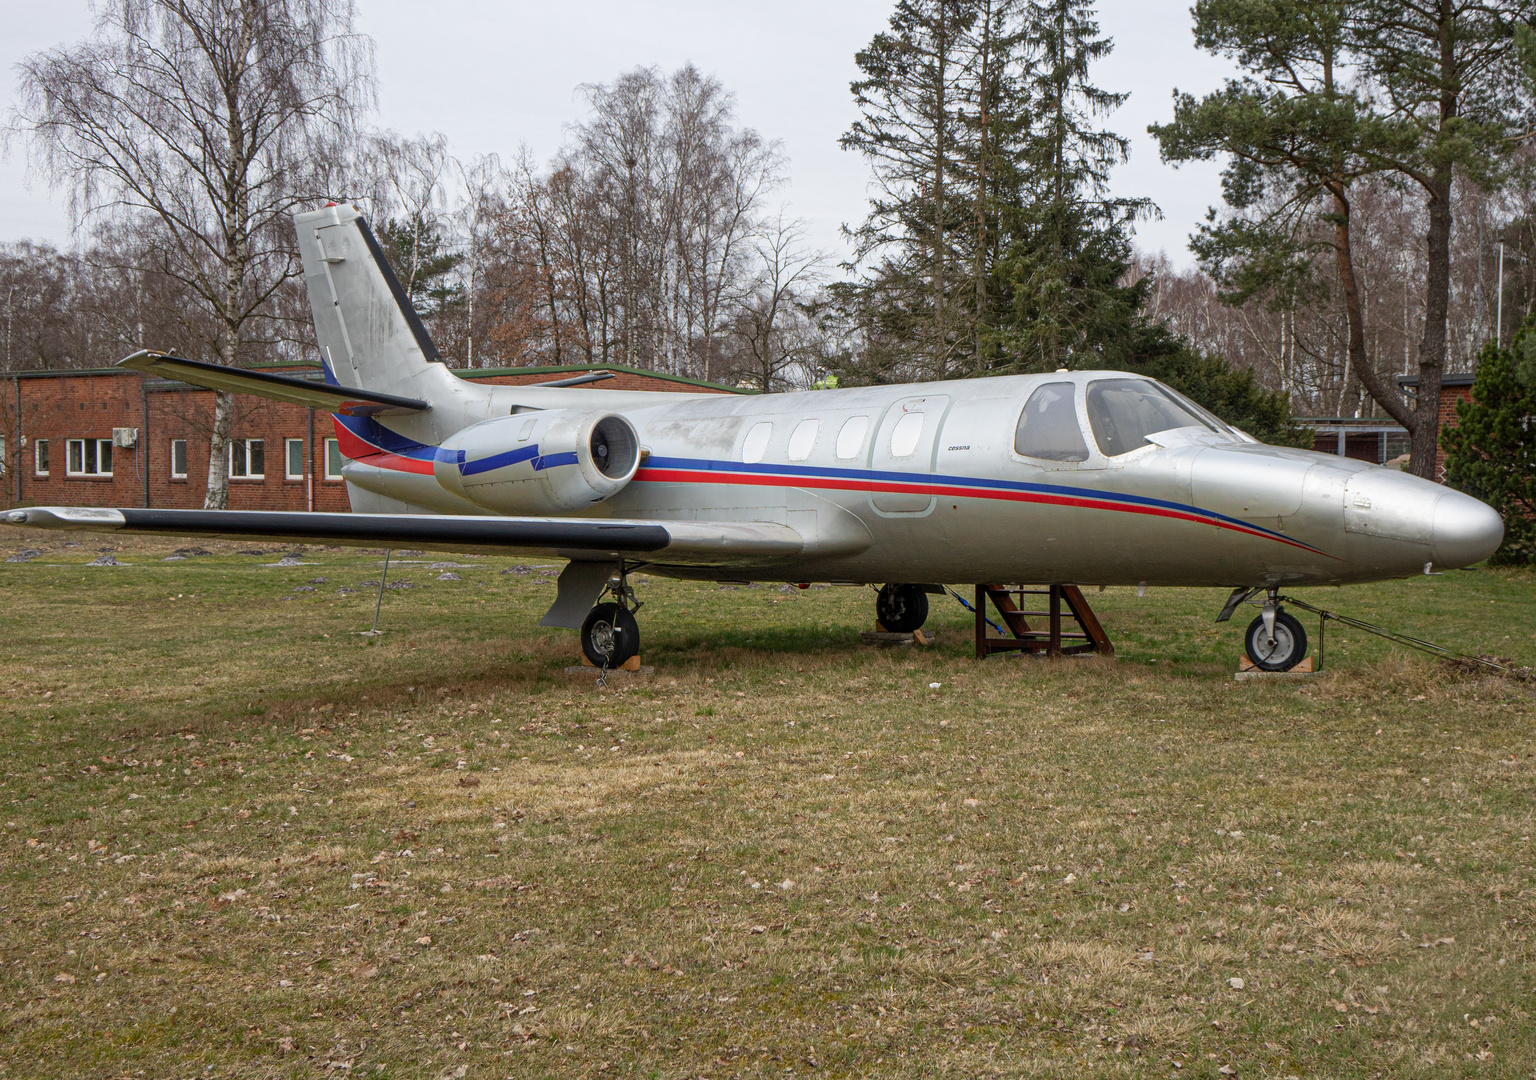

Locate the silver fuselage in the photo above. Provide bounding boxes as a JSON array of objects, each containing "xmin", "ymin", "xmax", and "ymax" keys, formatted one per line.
[{"xmin": 334, "ymin": 363, "xmax": 1502, "ymax": 588}]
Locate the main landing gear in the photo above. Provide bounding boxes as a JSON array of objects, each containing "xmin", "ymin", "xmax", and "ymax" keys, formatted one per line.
[
  {"xmin": 876, "ymin": 583, "xmax": 930, "ymax": 633},
  {"xmin": 1219, "ymin": 586, "xmax": 1309, "ymax": 672},
  {"xmin": 580, "ymin": 565, "xmax": 642, "ymax": 669}
]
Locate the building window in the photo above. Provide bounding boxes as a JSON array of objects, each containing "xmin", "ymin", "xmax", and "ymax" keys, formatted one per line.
[
  {"xmin": 66, "ymin": 438, "xmax": 113, "ymax": 477},
  {"xmin": 170, "ymin": 439, "xmax": 188, "ymax": 479},
  {"xmin": 228, "ymin": 438, "xmax": 264, "ymax": 479},
  {"xmin": 0, "ymin": 437, "xmax": 5, "ymax": 474},
  {"xmin": 285, "ymin": 438, "xmax": 305, "ymax": 480},
  {"xmin": 34, "ymin": 439, "xmax": 49, "ymax": 477},
  {"xmin": 324, "ymin": 438, "xmax": 344, "ymax": 480}
]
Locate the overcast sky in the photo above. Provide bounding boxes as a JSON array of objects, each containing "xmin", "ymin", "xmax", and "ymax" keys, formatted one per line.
[{"xmin": 0, "ymin": 0, "xmax": 1239, "ymax": 268}]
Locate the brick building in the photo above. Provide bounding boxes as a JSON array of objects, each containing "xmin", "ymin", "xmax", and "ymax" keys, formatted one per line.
[
  {"xmin": 2, "ymin": 362, "xmax": 743, "ymax": 511},
  {"xmin": 1397, "ymin": 372, "xmax": 1475, "ymax": 480}
]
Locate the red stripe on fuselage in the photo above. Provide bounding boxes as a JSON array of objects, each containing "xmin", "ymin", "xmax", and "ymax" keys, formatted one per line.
[
  {"xmin": 333, "ymin": 423, "xmax": 436, "ymax": 476},
  {"xmin": 634, "ymin": 466, "xmax": 1329, "ymax": 557}
]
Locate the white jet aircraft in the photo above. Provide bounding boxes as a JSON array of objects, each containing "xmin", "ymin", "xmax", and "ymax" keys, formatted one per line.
[{"xmin": 6, "ymin": 205, "xmax": 1504, "ymax": 672}]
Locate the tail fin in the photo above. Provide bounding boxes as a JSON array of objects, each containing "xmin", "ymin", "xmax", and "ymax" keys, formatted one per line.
[{"xmin": 295, "ymin": 204, "xmax": 445, "ymax": 395}]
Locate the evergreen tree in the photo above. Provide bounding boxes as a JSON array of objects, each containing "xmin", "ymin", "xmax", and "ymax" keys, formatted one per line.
[
  {"xmin": 1442, "ymin": 321, "xmax": 1536, "ymax": 566},
  {"xmin": 991, "ymin": 0, "xmax": 1151, "ymax": 372},
  {"xmin": 378, "ymin": 214, "xmax": 464, "ymax": 321},
  {"xmin": 841, "ymin": 1, "xmax": 979, "ymax": 381}
]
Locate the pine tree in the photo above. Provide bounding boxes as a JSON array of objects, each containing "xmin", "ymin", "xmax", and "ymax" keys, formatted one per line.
[
  {"xmin": 990, "ymin": 0, "xmax": 1151, "ymax": 372},
  {"xmin": 378, "ymin": 214, "xmax": 464, "ymax": 321},
  {"xmin": 1442, "ymin": 322, "xmax": 1536, "ymax": 566},
  {"xmin": 841, "ymin": 1, "xmax": 978, "ymax": 381}
]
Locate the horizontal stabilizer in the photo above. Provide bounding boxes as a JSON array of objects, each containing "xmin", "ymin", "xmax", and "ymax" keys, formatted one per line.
[
  {"xmin": 5, "ymin": 507, "xmax": 803, "ymax": 567},
  {"xmin": 117, "ymin": 351, "xmax": 430, "ymax": 415}
]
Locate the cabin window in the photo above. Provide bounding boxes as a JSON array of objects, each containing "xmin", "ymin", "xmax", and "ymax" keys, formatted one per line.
[
  {"xmin": 518, "ymin": 418, "xmax": 536, "ymax": 441},
  {"xmin": 229, "ymin": 438, "xmax": 264, "ymax": 479},
  {"xmin": 324, "ymin": 438, "xmax": 345, "ymax": 480},
  {"xmin": 1086, "ymin": 379, "xmax": 1212, "ymax": 457},
  {"xmin": 787, "ymin": 419, "xmax": 820, "ymax": 462},
  {"xmin": 1014, "ymin": 382, "xmax": 1089, "ymax": 462},
  {"xmin": 34, "ymin": 439, "xmax": 49, "ymax": 476},
  {"xmin": 835, "ymin": 416, "xmax": 868, "ymax": 459},
  {"xmin": 170, "ymin": 439, "xmax": 188, "ymax": 478},
  {"xmin": 889, "ymin": 412, "xmax": 925, "ymax": 458},
  {"xmin": 66, "ymin": 438, "xmax": 112, "ymax": 476},
  {"xmin": 285, "ymin": 438, "xmax": 305, "ymax": 479},
  {"xmin": 742, "ymin": 422, "xmax": 773, "ymax": 464}
]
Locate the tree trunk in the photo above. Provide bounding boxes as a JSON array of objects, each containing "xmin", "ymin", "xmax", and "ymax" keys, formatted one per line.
[
  {"xmin": 1408, "ymin": 170, "xmax": 1453, "ymax": 478},
  {"xmin": 1331, "ymin": 185, "xmax": 1418, "ymax": 440},
  {"xmin": 204, "ymin": 389, "xmax": 232, "ymax": 510},
  {"xmin": 932, "ymin": 5, "xmax": 949, "ymax": 381}
]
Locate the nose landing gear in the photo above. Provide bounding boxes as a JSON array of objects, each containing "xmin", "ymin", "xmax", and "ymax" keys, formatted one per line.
[
  {"xmin": 1244, "ymin": 607, "xmax": 1308, "ymax": 671},
  {"xmin": 1219, "ymin": 586, "xmax": 1309, "ymax": 671}
]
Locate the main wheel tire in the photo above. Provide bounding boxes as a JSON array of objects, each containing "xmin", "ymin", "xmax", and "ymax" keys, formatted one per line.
[
  {"xmin": 581, "ymin": 602, "xmax": 640, "ymax": 668},
  {"xmin": 876, "ymin": 583, "xmax": 929, "ymax": 633},
  {"xmin": 1244, "ymin": 609, "xmax": 1308, "ymax": 672}
]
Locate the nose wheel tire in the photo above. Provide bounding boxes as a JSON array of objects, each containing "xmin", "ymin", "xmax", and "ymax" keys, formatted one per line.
[
  {"xmin": 1244, "ymin": 609, "xmax": 1308, "ymax": 672},
  {"xmin": 876, "ymin": 583, "xmax": 929, "ymax": 633},
  {"xmin": 580, "ymin": 602, "xmax": 640, "ymax": 668}
]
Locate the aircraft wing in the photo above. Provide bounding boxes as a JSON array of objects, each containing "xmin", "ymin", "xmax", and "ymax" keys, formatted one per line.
[
  {"xmin": 118, "ymin": 350, "xmax": 429, "ymax": 416},
  {"xmin": 3, "ymin": 507, "xmax": 803, "ymax": 567}
]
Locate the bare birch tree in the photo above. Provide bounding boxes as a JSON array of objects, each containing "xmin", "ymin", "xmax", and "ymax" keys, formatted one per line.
[{"xmin": 10, "ymin": 0, "xmax": 373, "ymax": 508}]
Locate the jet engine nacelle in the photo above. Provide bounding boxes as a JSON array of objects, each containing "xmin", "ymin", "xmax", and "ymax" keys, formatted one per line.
[{"xmin": 433, "ymin": 409, "xmax": 641, "ymax": 515}]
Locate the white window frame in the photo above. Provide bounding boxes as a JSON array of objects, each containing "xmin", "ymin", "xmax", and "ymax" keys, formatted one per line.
[
  {"xmin": 66, "ymin": 438, "xmax": 113, "ymax": 477},
  {"xmin": 324, "ymin": 437, "xmax": 344, "ymax": 480},
  {"xmin": 34, "ymin": 439, "xmax": 49, "ymax": 477},
  {"xmin": 228, "ymin": 438, "xmax": 265, "ymax": 480},
  {"xmin": 170, "ymin": 439, "xmax": 188, "ymax": 479},
  {"xmin": 284, "ymin": 437, "xmax": 305, "ymax": 480},
  {"xmin": 0, "ymin": 436, "xmax": 5, "ymax": 475}
]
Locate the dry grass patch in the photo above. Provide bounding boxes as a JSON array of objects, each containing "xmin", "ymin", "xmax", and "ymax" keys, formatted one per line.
[{"xmin": 2, "ymin": 529, "xmax": 1536, "ymax": 1076}]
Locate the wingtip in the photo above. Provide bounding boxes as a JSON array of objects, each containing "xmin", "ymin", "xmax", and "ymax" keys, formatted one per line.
[{"xmin": 5, "ymin": 507, "xmax": 128, "ymax": 529}]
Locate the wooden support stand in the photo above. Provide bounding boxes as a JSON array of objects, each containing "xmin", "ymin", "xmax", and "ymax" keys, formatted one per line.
[{"xmin": 973, "ymin": 584, "xmax": 1114, "ymax": 660}]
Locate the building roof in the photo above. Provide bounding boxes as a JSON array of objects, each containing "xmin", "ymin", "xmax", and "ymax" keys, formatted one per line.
[
  {"xmin": 1396, "ymin": 372, "xmax": 1476, "ymax": 389},
  {"xmin": 1296, "ymin": 417, "xmax": 1409, "ymax": 433}
]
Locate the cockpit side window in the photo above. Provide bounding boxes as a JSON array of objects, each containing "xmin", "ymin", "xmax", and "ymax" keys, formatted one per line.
[
  {"xmin": 1014, "ymin": 382, "xmax": 1089, "ymax": 462},
  {"xmin": 1086, "ymin": 378, "xmax": 1213, "ymax": 457}
]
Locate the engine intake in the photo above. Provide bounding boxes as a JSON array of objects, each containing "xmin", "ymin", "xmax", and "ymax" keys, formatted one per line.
[{"xmin": 434, "ymin": 409, "xmax": 641, "ymax": 514}]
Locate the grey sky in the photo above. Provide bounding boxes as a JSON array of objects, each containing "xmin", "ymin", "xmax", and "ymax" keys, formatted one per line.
[{"xmin": 0, "ymin": 0, "xmax": 1238, "ymax": 267}]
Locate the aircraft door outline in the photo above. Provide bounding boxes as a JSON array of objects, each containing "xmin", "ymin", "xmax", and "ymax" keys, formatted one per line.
[{"xmin": 867, "ymin": 395, "xmax": 952, "ymax": 516}]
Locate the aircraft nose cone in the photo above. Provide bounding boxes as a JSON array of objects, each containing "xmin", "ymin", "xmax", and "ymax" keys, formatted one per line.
[{"xmin": 1433, "ymin": 490, "xmax": 1504, "ymax": 568}]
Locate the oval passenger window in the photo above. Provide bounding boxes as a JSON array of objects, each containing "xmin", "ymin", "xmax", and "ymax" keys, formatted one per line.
[
  {"xmin": 889, "ymin": 412, "xmax": 925, "ymax": 458},
  {"xmin": 836, "ymin": 416, "xmax": 869, "ymax": 459},
  {"xmin": 742, "ymin": 422, "xmax": 773, "ymax": 464},
  {"xmin": 787, "ymin": 419, "xmax": 820, "ymax": 462}
]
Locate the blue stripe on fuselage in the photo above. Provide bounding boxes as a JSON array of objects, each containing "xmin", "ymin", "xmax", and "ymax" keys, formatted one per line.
[{"xmin": 640, "ymin": 454, "xmax": 1313, "ymax": 550}]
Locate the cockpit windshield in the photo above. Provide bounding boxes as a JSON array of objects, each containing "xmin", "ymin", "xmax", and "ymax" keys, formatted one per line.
[{"xmin": 1085, "ymin": 378, "xmax": 1235, "ymax": 457}]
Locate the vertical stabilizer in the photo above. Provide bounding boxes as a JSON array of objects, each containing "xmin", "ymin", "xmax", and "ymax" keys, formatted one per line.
[{"xmin": 294, "ymin": 204, "xmax": 447, "ymax": 396}]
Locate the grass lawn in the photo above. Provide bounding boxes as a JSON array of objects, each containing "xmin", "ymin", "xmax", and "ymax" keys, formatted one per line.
[{"xmin": 1, "ymin": 523, "xmax": 1534, "ymax": 1079}]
